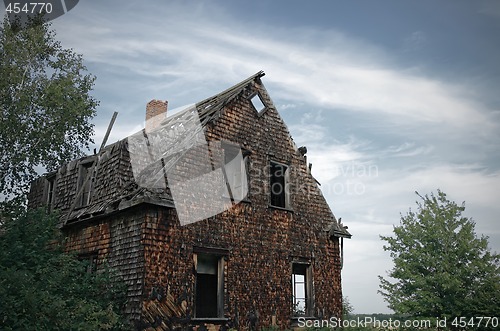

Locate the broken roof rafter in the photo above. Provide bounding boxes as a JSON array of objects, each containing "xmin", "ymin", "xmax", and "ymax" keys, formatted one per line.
[{"xmin": 63, "ymin": 71, "xmax": 266, "ymax": 224}]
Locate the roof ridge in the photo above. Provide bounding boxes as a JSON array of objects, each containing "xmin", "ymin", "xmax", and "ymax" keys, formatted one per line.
[{"xmin": 197, "ymin": 70, "xmax": 265, "ymax": 108}]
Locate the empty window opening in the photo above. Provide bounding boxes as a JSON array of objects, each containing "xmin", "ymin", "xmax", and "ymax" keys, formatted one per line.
[
  {"xmin": 250, "ymin": 93, "xmax": 266, "ymax": 113},
  {"xmin": 270, "ymin": 161, "xmax": 289, "ymax": 208},
  {"xmin": 195, "ymin": 253, "xmax": 224, "ymax": 318},
  {"xmin": 46, "ymin": 175, "xmax": 56, "ymax": 211},
  {"xmin": 78, "ymin": 253, "xmax": 98, "ymax": 274},
  {"xmin": 78, "ymin": 161, "xmax": 94, "ymax": 207},
  {"xmin": 292, "ymin": 263, "xmax": 313, "ymax": 316},
  {"xmin": 223, "ymin": 144, "xmax": 249, "ymax": 202}
]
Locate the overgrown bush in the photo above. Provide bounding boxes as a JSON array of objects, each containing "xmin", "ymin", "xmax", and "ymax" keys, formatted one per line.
[{"xmin": 0, "ymin": 208, "xmax": 129, "ymax": 330}]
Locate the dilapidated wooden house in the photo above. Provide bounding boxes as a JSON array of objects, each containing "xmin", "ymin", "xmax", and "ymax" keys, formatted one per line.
[{"xmin": 28, "ymin": 71, "xmax": 351, "ymax": 330}]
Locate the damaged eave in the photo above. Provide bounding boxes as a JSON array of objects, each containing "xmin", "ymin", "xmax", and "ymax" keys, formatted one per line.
[
  {"xmin": 325, "ymin": 219, "xmax": 352, "ymax": 239},
  {"xmin": 62, "ymin": 199, "xmax": 175, "ymax": 229},
  {"xmin": 330, "ymin": 230, "xmax": 352, "ymax": 239},
  {"xmin": 63, "ymin": 190, "xmax": 175, "ymax": 228}
]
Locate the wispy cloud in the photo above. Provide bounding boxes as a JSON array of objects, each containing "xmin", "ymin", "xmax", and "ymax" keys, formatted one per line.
[
  {"xmin": 383, "ymin": 142, "xmax": 434, "ymax": 158},
  {"xmin": 54, "ymin": 1, "xmax": 497, "ymax": 138},
  {"xmin": 402, "ymin": 31, "xmax": 427, "ymax": 52},
  {"xmin": 478, "ymin": 1, "xmax": 500, "ymax": 18}
]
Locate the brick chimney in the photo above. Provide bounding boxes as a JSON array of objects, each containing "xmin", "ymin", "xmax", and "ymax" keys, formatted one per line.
[{"xmin": 145, "ymin": 99, "xmax": 168, "ymax": 133}]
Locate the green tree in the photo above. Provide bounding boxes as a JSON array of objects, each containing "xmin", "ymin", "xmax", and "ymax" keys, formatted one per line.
[
  {"xmin": 342, "ymin": 295, "xmax": 354, "ymax": 319},
  {"xmin": 0, "ymin": 17, "xmax": 97, "ymax": 201},
  {"xmin": 379, "ymin": 190, "xmax": 500, "ymax": 322},
  {"xmin": 0, "ymin": 208, "xmax": 129, "ymax": 330}
]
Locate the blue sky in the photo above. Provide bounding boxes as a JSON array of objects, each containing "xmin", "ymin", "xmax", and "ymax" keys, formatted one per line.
[{"xmin": 4, "ymin": 0, "xmax": 500, "ymax": 314}]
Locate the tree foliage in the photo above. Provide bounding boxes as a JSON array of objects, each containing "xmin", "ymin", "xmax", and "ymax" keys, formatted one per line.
[
  {"xmin": 0, "ymin": 17, "xmax": 98, "ymax": 200},
  {"xmin": 379, "ymin": 190, "xmax": 500, "ymax": 321},
  {"xmin": 342, "ymin": 295, "xmax": 354, "ymax": 319},
  {"xmin": 0, "ymin": 208, "xmax": 129, "ymax": 330}
]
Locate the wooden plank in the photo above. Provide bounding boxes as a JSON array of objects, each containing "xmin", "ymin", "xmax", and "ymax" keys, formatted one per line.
[{"xmin": 64, "ymin": 112, "xmax": 119, "ymax": 224}]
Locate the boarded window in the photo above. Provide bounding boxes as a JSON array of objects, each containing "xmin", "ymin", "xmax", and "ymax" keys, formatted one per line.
[
  {"xmin": 195, "ymin": 253, "xmax": 224, "ymax": 318},
  {"xmin": 270, "ymin": 161, "xmax": 289, "ymax": 208},
  {"xmin": 78, "ymin": 161, "xmax": 94, "ymax": 207},
  {"xmin": 292, "ymin": 263, "xmax": 313, "ymax": 316}
]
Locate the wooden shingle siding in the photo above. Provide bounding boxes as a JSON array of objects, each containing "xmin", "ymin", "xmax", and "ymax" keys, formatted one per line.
[{"xmin": 63, "ymin": 209, "xmax": 145, "ymax": 321}]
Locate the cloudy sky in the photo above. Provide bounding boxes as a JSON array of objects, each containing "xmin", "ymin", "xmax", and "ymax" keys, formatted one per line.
[{"xmin": 4, "ymin": 0, "xmax": 500, "ymax": 313}]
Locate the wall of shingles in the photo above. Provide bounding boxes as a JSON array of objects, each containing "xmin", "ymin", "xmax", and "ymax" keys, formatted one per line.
[
  {"xmin": 141, "ymin": 78, "xmax": 343, "ymax": 330},
  {"xmin": 27, "ymin": 139, "xmax": 135, "ymax": 221},
  {"xmin": 27, "ymin": 142, "xmax": 146, "ymax": 323},
  {"xmin": 63, "ymin": 208, "xmax": 146, "ymax": 321}
]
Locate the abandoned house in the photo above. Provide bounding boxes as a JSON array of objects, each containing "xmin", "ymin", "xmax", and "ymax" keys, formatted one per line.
[{"xmin": 28, "ymin": 71, "xmax": 352, "ymax": 330}]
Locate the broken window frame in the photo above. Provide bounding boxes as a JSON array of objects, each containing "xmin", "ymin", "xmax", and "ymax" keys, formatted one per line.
[
  {"xmin": 292, "ymin": 262, "xmax": 314, "ymax": 317},
  {"xmin": 269, "ymin": 160, "xmax": 290, "ymax": 209},
  {"xmin": 77, "ymin": 159, "xmax": 94, "ymax": 208},
  {"xmin": 78, "ymin": 252, "xmax": 98, "ymax": 274},
  {"xmin": 249, "ymin": 92, "xmax": 267, "ymax": 115},
  {"xmin": 222, "ymin": 142, "xmax": 250, "ymax": 203},
  {"xmin": 45, "ymin": 173, "xmax": 56, "ymax": 212},
  {"xmin": 193, "ymin": 251, "xmax": 225, "ymax": 319}
]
